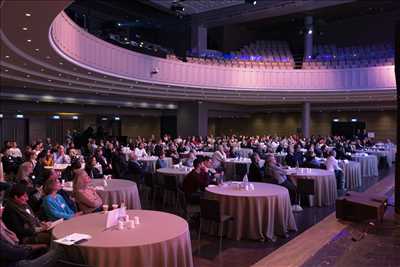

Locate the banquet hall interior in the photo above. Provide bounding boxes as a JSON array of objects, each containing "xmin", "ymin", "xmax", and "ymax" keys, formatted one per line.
[{"xmin": 0, "ymin": 0, "xmax": 399, "ymax": 266}]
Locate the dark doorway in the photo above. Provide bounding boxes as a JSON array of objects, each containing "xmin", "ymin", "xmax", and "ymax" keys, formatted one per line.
[
  {"xmin": 331, "ymin": 121, "xmax": 366, "ymax": 139},
  {"xmin": 160, "ymin": 116, "xmax": 177, "ymax": 138}
]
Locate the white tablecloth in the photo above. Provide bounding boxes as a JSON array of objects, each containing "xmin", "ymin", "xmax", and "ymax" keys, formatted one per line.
[
  {"xmin": 156, "ymin": 167, "xmax": 193, "ymax": 184},
  {"xmin": 286, "ymin": 168, "xmax": 337, "ymax": 207},
  {"xmin": 357, "ymin": 149, "xmax": 393, "ymax": 167},
  {"xmin": 205, "ymin": 182, "xmax": 297, "ymax": 241},
  {"xmin": 351, "ymin": 154, "xmax": 379, "ymax": 177},
  {"xmin": 63, "ymin": 179, "xmax": 141, "ymax": 210},
  {"xmin": 138, "ymin": 156, "xmax": 172, "ymax": 173},
  {"xmin": 224, "ymin": 158, "xmax": 265, "ymax": 180},
  {"xmin": 52, "ymin": 210, "xmax": 193, "ymax": 267},
  {"xmin": 234, "ymin": 148, "xmax": 253, "ymax": 158},
  {"xmin": 339, "ymin": 161, "xmax": 362, "ymax": 189}
]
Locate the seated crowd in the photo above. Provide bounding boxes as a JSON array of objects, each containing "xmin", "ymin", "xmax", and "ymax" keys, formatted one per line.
[{"xmin": 0, "ymin": 129, "xmax": 394, "ymax": 266}]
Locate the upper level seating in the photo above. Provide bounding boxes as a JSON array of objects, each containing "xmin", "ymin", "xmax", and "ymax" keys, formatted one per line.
[
  {"xmin": 303, "ymin": 42, "xmax": 395, "ymax": 69},
  {"xmin": 185, "ymin": 40, "xmax": 295, "ymax": 69}
]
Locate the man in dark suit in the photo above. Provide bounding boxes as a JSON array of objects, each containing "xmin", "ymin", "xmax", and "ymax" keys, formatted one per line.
[
  {"xmin": 248, "ymin": 152, "xmax": 264, "ymax": 182},
  {"xmin": 125, "ymin": 152, "xmax": 145, "ymax": 184}
]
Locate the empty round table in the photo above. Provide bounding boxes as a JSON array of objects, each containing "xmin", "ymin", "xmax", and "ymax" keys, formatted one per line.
[
  {"xmin": 138, "ymin": 156, "xmax": 172, "ymax": 173},
  {"xmin": 339, "ymin": 161, "xmax": 362, "ymax": 189},
  {"xmin": 351, "ymin": 154, "xmax": 379, "ymax": 177},
  {"xmin": 156, "ymin": 167, "xmax": 192, "ymax": 184},
  {"xmin": 63, "ymin": 179, "xmax": 141, "ymax": 210},
  {"xmin": 286, "ymin": 168, "xmax": 337, "ymax": 207},
  {"xmin": 52, "ymin": 210, "xmax": 193, "ymax": 267},
  {"xmin": 205, "ymin": 182, "xmax": 297, "ymax": 241}
]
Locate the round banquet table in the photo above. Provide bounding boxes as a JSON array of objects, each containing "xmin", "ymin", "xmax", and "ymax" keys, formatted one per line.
[
  {"xmin": 234, "ymin": 148, "xmax": 253, "ymax": 158},
  {"xmin": 156, "ymin": 167, "xmax": 192, "ymax": 184},
  {"xmin": 92, "ymin": 179, "xmax": 141, "ymax": 209},
  {"xmin": 205, "ymin": 182, "xmax": 297, "ymax": 241},
  {"xmin": 195, "ymin": 151, "xmax": 215, "ymax": 157},
  {"xmin": 138, "ymin": 156, "xmax": 172, "ymax": 173},
  {"xmin": 351, "ymin": 154, "xmax": 379, "ymax": 177},
  {"xmin": 339, "ymin": 161, "xmax": 362, "ymax": 189},
  {"xmin": 52, "ymin": 210, "xmax": 193, "ymax": 267},
  {"xmin": 224, "ymin": 158, "xmax": 265, "ymax": 181},
  {"xmin": 286, "ymin": 168, "xmax": 337, "ymax": 207},
  {"xmin": 63, "ymin": 179, "xmax": 141, "ymax": 210},
  {"xmin": 357, "ymin": 149, "xmax": 392, "ymax": 167},
  {"xmin": 224, "ymin": 158, "xmax": 251, "ymax": 180},
  {"xmin": 45, "ymin": 163, "xmax": 70, "ymax": 171}
]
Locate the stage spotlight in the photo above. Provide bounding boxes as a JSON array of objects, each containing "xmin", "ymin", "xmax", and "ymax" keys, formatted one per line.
[
  {"xmin": 245, "ymin": 0, "xmax": 257, "ymax": 5},
  {"xmin": 171, "ymin": 3, "xmax": 184, "ymax": 12}
]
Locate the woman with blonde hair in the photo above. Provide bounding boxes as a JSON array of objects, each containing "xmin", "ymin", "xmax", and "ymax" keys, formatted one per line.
[
  {"xmin": 16, "ymin": 162, "xmax": 34, "ymax": 186},
  {"xmin": 73, "ymin": 169, "xmax": 102, "ymax": 213}
]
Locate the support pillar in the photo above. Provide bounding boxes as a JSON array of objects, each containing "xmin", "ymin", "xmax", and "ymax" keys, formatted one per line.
[
  {"xmin": 177, "ymin": 102, "xmax": 208, "ymax": 137},
  {"xmin": 302, "ymin": 102, "xmax": 311, "ymax": 138},
  {"xmin": 191, "ymin": 24, "xmax": 207, "ymax": 55},
  {"xmin": 304, "ymin": 16, "xmax": 314, "ymax": 60}
]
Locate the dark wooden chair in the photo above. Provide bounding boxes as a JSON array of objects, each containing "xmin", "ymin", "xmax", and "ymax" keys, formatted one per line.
[{"xmin": 198, "ymin": 198, "xmax": 233, "ymax": 251}]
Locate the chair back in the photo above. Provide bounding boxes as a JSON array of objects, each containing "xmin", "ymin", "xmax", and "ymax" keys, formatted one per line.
[
  {"xmin": 297, "ymin": 178, "xmax": 315, "ymax": 195},
  {"xmin": 144, "ymin": 173, "xmax": 154, "ymax": 188},
  {"xmin": 235, "ymin": 163, "xmax": 248, "ymax": 181},
  {"xmin": 163, "ymin": 175, "xmax": 178, "ymax": 191},
  {"xmin": 200, "ymin": 198, "xmax": 221, "ymax": 222}
]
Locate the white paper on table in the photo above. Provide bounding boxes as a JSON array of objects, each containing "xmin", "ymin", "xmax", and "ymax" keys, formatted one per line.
[
  {"xmin": 54, "ymin": 233, "xmax": 92, "ymax": 246},
  {"xmin": 48, "ymin": 218, "xmax": 64, "ymax": 230},
  {"xmin": 94, "ymin": 186, "xmax": 105, "ymax": 191},
  {"xmin": 105, "ymin": 207, "xmax": 126, "ymax": 229}
]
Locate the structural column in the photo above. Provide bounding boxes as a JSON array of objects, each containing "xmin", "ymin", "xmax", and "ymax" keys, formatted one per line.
[
  {"xmin": 302, "ymin": 102, "xmax": 311, "ymax": 138},
  {"xmin": 304, "ymin": 16, "xmax": 314, "ymax": 60},
  {"xmin": 191, "ymin": 24, "xmax": 207, "ymax": 55},
  {"xmin": 177, "ymin": 102, "xmax": 208, "ymax": 137}
]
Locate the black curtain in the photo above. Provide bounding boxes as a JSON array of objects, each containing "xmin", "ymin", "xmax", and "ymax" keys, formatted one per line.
[
  {"xmin": 0, "ymin": 118, "xmax": 29, "ymax": 149},
  {"xmin": 395, "ymin": 20, "xmax": 400, "ymax": 213}
]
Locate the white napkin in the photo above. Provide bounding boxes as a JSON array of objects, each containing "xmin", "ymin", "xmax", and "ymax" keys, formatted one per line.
[{"xmin": 54, "ymin": 233, "xmax": 92, "ymax": 246}]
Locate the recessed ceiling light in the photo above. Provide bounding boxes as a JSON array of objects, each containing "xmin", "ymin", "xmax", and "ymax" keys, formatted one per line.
[
  {"xmin": 5, "ymin": 55, "xmax": 10, "ymax": 59},
  {"xmin": 27, "ymin": 39, "xmax": 31, "ymax": 42},
  {"xmin": 25, "ymin": 13, "xmax": 31, "ymax": 17},
  {"xmin": 4, "ymin": 69, "xmax": 9, "ymax": 72},
  {"xmin": 72, "ymin": 116, "xmax": 79, "ymax": 120},
  {"xmin": 59, "ymin": 62, "xmax": 63, "ymax": 65},
  {"xmin": 35, "ymin": 48, "xmax": 39, "ymax": 52},
  {"xmin": 48, "ymin": 79, "xmax": 52, "ymax": 82},
  {"xmin": 26, "ymin": 74, "xmax": 30, "ymax": 77},
  {"xmin": 22, "ymin": 27, "xmax": 28, "ymax": 31}
]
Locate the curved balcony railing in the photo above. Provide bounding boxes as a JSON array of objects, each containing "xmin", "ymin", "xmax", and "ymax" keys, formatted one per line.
[{"xmin": 50, "ymin": 11, "xmax": 396, "ymax": 92}]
